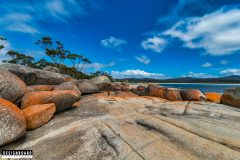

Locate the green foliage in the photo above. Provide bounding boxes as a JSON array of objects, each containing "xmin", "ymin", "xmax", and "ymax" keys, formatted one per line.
[
  {"xmin": 2, "ymin": 36, "xmax": 105, "ymax": 80},
  {"xmin": 79, "ymin": 57, "xmax": 91, "ymax": 72},
  {"xmin": 67, "ymin": 53, "xmax": 83, "ymax": 68},
  {"xmin": 33, "ymin": 59, "xmax": 50, "ymax": 69},
  {"xmin": 35, "ymin": 37, "xmax": 67, "ymax": 64},
  {"xmin": 32, "ymin": 58, "xmax": 93, "ymax": 79},
  {"xmin": 35, "ymin": 36, "xmax": 93, "ymax": 79},
  {"xmin": 0, "ymin": 36, "xmax": 7, "ymax": 50},
  {"xmin": 5, "ymin": 50, "xmax": 35, "ymax": 67}
]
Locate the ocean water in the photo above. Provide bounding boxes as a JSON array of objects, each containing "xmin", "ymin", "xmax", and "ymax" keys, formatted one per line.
[{"xmin": 159, "ymin": 83, "xmax": 240, "ymax": 93}]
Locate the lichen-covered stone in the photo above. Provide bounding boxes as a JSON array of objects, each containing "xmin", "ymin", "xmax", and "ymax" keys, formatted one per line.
[
  {"xmin": 21, "ymin": 90, "xmax": 80, "ymax": 112},
  {"xmin": 2, "ymin": 92, "xmax": 240, "ymax": 159},
  {"xmin": 22, "ymin": 103, "xmax": 56, "ymax": 130},
  {"xmin": 27, "ymin": 85, "xmax": 55, "ymax": 92},
  {"xmin": 0, "ymin": 62, "xmax": 70, "ymax": 85},
  {"xmin": 0, "ymin": 69, "xmax": 27, "ymax": 103},
  {"xmin": 181, "ymin": 89, "xmax": 207, "ymax": 101},
  {"xmin": 205, "ymin": 92, "xmax": 222, "ymax": 103},
  {"xmin": 76, "ymin": 80, "xmax": 99, "ymax": 94},
  {"xmin": 221, "ymin": 88, "xmax": 240, "ymax": 108},
  {"xmin": 0, "ymin": 98, "xmax": 26, "ymax": 146}
]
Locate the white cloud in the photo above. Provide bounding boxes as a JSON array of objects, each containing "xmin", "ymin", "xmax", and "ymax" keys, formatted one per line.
[
  {"xmin": 164, "ymin": 7, "xmax": 240, "ymax": 55},
  {"xmin": 202, "ymin": 62, "xmax": 212, "ymax": 67},
  {"xmin": 0, "ymin": 0, "xmax": 100, "ymax": 34},
  {"xmin": 6, "ymin": 23, "xmax": 39, "ymax": 34},
  {"xmin": 0, "ymin": 13, "xmax": 39, "ymax": 34},
  {"xmin": 111, "ymin": 69, "xmax": 167, "ymax": 79},
  {"xmin": 45, "ymin": 0, "xmax": 87, "ymax": 21},
  {"xmin": 220, "ymin": 68, "xmax": 240, "ymax": 76},
  {"xmin": 101, "ymin": 37, "xmax": 127, "ymax": 48},
  {"xmin": 46, "ymin": 0, "xmax": 68, "ymax": 17},
  {"xmin": 83, "ymin": 61, "xmax": 115, "ymax": 71},
  {"xmin": 183, "ymin": 71, "xmax": 216, "ymax": 78},
  {"xmin": 141, "ymin": 36, "xmax": 167, "ymax": 53},
  {"xmin": 135, "ymin": 55, "xmax": 150, "ymax": 64},
  {"xmin": 220, "ymin": 60, "xmax": 229, "ymax": 65}
]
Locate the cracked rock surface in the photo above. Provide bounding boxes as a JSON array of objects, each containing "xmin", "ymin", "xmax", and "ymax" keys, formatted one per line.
[{"xmin": 1, "ymin": 91, "xmax": 240, "ymax": 160}]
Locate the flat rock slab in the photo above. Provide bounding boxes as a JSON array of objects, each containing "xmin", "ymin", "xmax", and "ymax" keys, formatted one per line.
[{"xmin": 1, "ymin": 92, "xmax": 240, "ymax": 160}]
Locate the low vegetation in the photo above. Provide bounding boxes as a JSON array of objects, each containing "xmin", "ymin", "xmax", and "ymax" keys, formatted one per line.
[{"xmin": 0, "ymin": 36, "xmax": 113, "ymax": 80}]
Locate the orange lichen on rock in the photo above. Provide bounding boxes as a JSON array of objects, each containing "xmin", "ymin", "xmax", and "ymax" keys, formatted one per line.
[
  {"xmin": 27, "ymin": 85, "xmax": 55, "ymax": 92},
  {"xmin": 165, "ymin": 88, "xmax": 182, "ymax": 101},
  {"xmin": 181, "ymin": 89, "xmax": 207, "ymax": 101},
  {"xmin": 22, "ymin": 103, "xmax": 56, "ymax": 130},
  {"xmin": 205, "ymin": 92, "xmax": 222, "ymax": 103},
  {"xmin": 21, "ymin": 90, "xmax": 80, "ymax": 112}
]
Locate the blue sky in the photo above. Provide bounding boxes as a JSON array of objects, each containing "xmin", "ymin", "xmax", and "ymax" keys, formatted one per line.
[{"xmin": 0, "ymin": 0, "xmax": 240, "ymax": 79}]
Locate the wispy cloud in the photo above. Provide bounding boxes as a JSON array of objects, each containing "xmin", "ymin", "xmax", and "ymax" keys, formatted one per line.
[
  {"xmin": 202, "ymin": 62, "xmax": 212, "ymax": 67},
  {"xmin": 101, "ymin": 36, "xmax": 127, "ymax": 48},
  {"xmin": 83, "ymin": 61, "xmax": 115, "ymax": 71},
  {"xmin": 164, "ymin": 6, "xmax": 240, "ymax": 56},
  {"xmin": 220, "ymin": 68, "xmax": 240, "ymax": 76},
  {"xmin": 0, "ymin": 13, "xmax": 39, "ymax": 34},
  {"xmin": 141, "ymin": 36, "xmax": 167, "ymax": 53},
  {"xmin": 135, "ymin": 55, "xmax": 150, "ymax": 64},
  {"xmin": 45, "ymin": 0, "xmax": 87, "ymax": 21},
  {"xmin": 158, "ymin": 0, "xmax": 212, "ymax": 26},
  {"xmin": 46, "ymin": 0, "xmax": 70, "ymax": 18},
  {"xmin": 183, "ymin": 71, "xmax": 216, "ymax": 78},
  {"xmin": 0, "ymin": 0, "xmax": 101, "ymax": 34},
  {"xmin": 111, "ymin": 69, "xmax": 167, "ymax": 79},
  {"xmin": 220, "ymin": 60, "xmax": 229, "ymax": 65}
]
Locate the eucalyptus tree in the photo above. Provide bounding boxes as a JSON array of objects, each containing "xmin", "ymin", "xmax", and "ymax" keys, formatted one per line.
[
  {"xmin": 67, "ymin": 53, "xmax": 77, "ymax": 67},
  {"xmin": 80, "ymin": 57, "xmax": 91, "ymax": 72},
  {"xmin": 67, "ymin": 53, "xmax": 83, "ymax": 69},
  {"xmin": 76, "ymin": 54, "xmax": 83, "ymax": 70},
  {"xmin": 0, "ymin": 36, "xmax": 7, "ymax": 50},
  {"xmin": 5, "ymin": 50, "xmax": 34, "ymax": 67},
  {"xmin": 35, "ymin": 37, "xmax": 67, "ymax": 64}
]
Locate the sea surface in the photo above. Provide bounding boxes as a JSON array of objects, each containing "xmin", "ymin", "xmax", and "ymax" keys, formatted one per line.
[{"xmin": 159, "ymin": 83, "xmax": 240, "ymax": 93}]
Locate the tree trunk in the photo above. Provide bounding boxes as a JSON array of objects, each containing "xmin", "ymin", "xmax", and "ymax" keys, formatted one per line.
[{"xmin": 80, "ymin": 62, "xmax": 85, "ymax": 72}]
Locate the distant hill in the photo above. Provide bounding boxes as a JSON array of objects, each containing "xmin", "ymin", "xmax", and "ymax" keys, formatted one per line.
[{"xmin": 115, "ymin": 75, "xmax": 240, "ymax": 84}]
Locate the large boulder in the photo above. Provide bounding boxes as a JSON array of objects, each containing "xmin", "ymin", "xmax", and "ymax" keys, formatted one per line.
[
  {"xmin": 205, "ymin": 92, "xmax": 222, "ymax": 103},
  {"xmin": 21, "ymin": 90, "xmax": 80, "ymax": 112},
  {"xmin": 0, "ymin": 63, "xmax": 70, "ymax": 85},
  {"xmin": 181, "ymin": 89, "xmax": 207, "ymax": 101},
  {"xmin": 221, "ymin": 88, "xmax": 240, "ymax": 108},
  {"xmin": 137, "ymin": 85, "xmax": 146, "ymax": 92},
  {"xmin": 147, "ymin": 86, "xmax": 207, "ymax": 101},
  {"xmin": 76, "ymin": 80, "xmax": 99, "ymax": 94},
  {"xmin": 146, "ymin": 84, "xmax": 160, "ymax": 96},
  {"xmin": 132, "ymin": 85, "xmax": 147, "ymax": 96},
  {"xmin": 0, "ymin": 69, "xmax": 27, "ymax": 103},
  {"xmin": 43, "ymin": 66, "xmax": 60, "ymax": 73},
  {"xmin": 148, "ymin": 87, "xmax": 166, "ymax": 98},
  {"xmin": 108, "ymin": 83, "xmax": 131, "ymax": 92},
  {"xmin": 54, "ymin": 81, "xmax": 81, "ymax": 95},
  {"xmin": 27, "ymin": 85, "xmax": 55, "ymax": 92},
  {"xmin": 0, "ymin": 98, "xmax": 26, "ymax": 146},
  {"xmin": 90, "ymin": 76, "xmax": 111, "ymax": 91},
  {"xmin": 22, "ymin": 103, "xmax": 56, "ymax": 130},
  {"xmin": 121, "ymin": 83, "xmax": 130, "ymax": 91},
  {"xmin": 110, "ymin": 83, "xmax": 122, "ymax": 91},
  {"xmin": 164, "ymin": 88, "xmax": 182, "ymax": 101}
]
